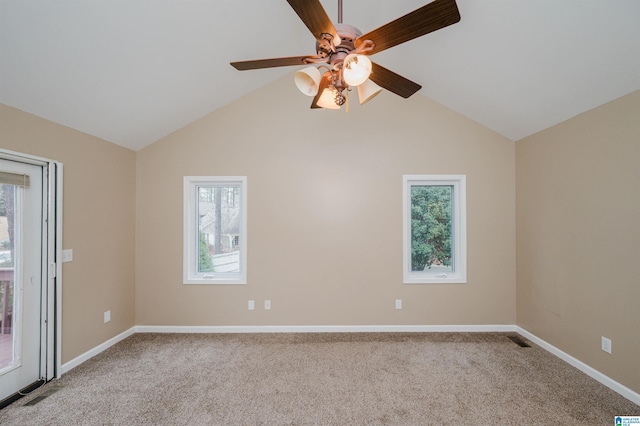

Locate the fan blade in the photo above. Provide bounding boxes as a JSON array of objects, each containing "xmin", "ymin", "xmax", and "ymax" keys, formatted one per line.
[
  {"xmin": 230, "ymin": 56, "xmax": 316, "ymax": 71},
  {"xmin": 369, "ymin": 62, "xmax": 421, "ymax": 98},
  {"xmin": 311, "ymin": 72, "xmax": 332, "ymax": 109},
  {"xmin": 355, "ymin": 0, "xmax": 460, "ymax": 55},
  {"xmin": 287, "ymin": 0, "xmax": 340, "ymax": 44}
]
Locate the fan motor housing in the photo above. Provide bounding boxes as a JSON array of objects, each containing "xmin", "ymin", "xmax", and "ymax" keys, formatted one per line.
[{"xmin": 316, "ymin": 23, "xmax": 362, "ymax": 64}]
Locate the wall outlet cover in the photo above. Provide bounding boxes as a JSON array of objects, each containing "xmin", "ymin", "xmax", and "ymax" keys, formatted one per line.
[{"xmin": 62, "ymin": 249, "xmax": 73, "ymax": 262}]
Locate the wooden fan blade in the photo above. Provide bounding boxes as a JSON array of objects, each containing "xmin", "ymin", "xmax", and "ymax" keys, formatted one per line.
[
  {"xmin": 311, "ymin": 72, "xmax": 332, "ymax": 109},
  {"xmin": 355, "ymin": 0, "xmax": 460, "ymax": 55},
  {"xmin": 369, "ymin": 62, "xmax": 422, "ymax": 98},
  {"xmin": 230, "ymin": 56, "xmax": 316, "ymax": 70},
  {"xmin": 287, "ymin": 0, "xmax": 339, "ymax": 43}
]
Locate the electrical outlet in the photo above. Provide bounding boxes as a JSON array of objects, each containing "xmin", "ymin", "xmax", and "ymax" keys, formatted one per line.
[
  {"xmin": 264, "ymin": 300, "xmax": 271, "ymax": 310},
  {"xmin": 395, "ymin": 299, "xmax": 403, "ymax": 310},
  {"xmin": 248, "ymin": 300, "xmax": 255, "ymax": 311},
  {"xmin": 104, "ymin": 310, "xmax": 111, "ymax": 323},
  {"xmin": 601, "ymin": 336, "xmax": 612, "ymax": 354}
]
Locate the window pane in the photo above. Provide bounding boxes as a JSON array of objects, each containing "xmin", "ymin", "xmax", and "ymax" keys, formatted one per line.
[
  {"xmin": 197, "ymin": 185, "xmax": 241, "ymax": 273},
  {"xmin": 410, "ymin": 185, "xmax": 453, "ymax": 273},
  {"xmin": 0, "ymin": 184, "xmax": 16, "ymax": 371}
]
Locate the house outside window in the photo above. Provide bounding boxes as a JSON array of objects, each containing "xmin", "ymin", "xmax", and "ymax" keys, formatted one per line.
[
  {"xmin": 403, "ymin": 175, "xmax": 466, "ymax": 284},
  {"xmin": 183, "ymin": 176, "xmax": 247, "ymax": 284}
]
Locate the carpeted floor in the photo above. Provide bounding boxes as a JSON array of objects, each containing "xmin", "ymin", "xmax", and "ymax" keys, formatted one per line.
[{"xmin": 0, "ymin": 332, "xmax": 638, "ymax": 425}]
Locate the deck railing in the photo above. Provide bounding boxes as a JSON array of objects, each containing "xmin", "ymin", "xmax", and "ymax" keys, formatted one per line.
[
  {"xmin": 0, "ymin": 268, "xmax": 14, "ymax": 335},
  {"xmin": 212, "ymin": 251, "xmax": 240, "ymax": 273}
]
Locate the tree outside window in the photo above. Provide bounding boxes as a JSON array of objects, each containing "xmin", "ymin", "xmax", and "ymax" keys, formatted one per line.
[{"xmin": 410, "ymin": 185, "xmax": 453, "ymax": 272}]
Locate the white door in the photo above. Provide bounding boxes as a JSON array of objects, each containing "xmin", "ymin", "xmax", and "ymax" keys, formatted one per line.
[{"xmin": 0, "ymin": 158, "xmax": 46, "ymax": 402}]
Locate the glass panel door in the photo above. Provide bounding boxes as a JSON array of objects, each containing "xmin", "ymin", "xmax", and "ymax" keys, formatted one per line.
[{"xmin": 0, "ymin": 159, "xmax": 44, "ymax": 402}]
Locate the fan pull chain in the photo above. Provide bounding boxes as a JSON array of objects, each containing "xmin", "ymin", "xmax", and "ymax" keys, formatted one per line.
[{"xmin": 345, "ymin": 89, "xmax": 349, "ymax": 113}]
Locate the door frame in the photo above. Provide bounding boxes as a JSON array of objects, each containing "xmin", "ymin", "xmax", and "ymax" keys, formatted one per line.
[{"xmin": 0, "ymin": 148, "xmax": 62, "ymax": 382}]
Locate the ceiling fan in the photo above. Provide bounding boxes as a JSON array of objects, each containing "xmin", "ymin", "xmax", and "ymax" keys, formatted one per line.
[{"xmin": 230, "ymin": 0, "xmax": 461, "ymax": 109}]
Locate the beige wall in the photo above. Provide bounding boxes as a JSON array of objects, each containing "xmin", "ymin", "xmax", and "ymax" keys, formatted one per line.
[
  {"xmin": 0, "ymin": 104, "xmax": 136, "ymax": 363},
  {"xmin": 516, "ymin": 90, "xmax": 640, "ymax": 392},
  {"xmin": 4, "ymin": 72, "xmax": 638, "ymax": 396},
  {"xmin": 135, "ymin": 75, "xmax": 516, "ymax": 327}
]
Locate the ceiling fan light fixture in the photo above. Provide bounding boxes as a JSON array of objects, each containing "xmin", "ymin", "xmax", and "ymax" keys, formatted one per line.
[
  {"xmin": 317, "ymin": 88, "xmax": 341, "ymax": 109},
  {"xmin": 294, "ymin": 66, "xmax": 322, "ymax": 96},
  {"xmin": 357, "ymin": 79, "xmax": 382, "ymax": 105},
  {"xmin": 342, "ymin": 54, "xmax": 372, "ymax": 87}
]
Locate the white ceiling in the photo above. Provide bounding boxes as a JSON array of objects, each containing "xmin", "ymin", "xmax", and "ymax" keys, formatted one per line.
[{"xmin": 2, "ymin": 0, "xmax": 639, "ymax": 151}]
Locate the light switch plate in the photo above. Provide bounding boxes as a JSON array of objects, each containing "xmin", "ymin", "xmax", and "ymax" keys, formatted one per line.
[{"xmin": 62, "ymin": 249, "xmax": 73, "ymax": 262}]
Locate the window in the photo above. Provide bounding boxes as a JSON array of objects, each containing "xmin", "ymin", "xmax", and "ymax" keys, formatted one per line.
[
  {"xmin": 403, "ymin": 175, "xmax": 466, "ymax": 284},
  {"xmin": 184, "ymin": 176, "xmax": 247, "ymax": 284}
]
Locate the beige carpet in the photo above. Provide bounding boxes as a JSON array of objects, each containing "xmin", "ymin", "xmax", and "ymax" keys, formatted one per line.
[{"xmin": 0, "ymin": 332, "xmax": 638, "ymax": 425}]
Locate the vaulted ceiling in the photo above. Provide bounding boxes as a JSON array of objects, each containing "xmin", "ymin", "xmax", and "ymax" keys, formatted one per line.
[{"xmin": 2, "ymin": 0, "xmax": 639, "ymax": 151}]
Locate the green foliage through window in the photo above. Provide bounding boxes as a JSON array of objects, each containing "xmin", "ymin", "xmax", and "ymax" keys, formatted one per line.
[
  {"xmin": 410, "ymin": 185, "xmax": 453, "ymax": 271},
  {"xmin": 198, "ymin": 232, "xmax": 213, "ymax": 273}
]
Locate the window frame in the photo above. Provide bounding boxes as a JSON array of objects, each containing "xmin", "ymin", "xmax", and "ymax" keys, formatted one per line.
[
  {"xmin": 402, "ymin": 174, "xmax": 467, "ymax": 284},
  {"xmin": 183, "ymin": 176, "xmax": 247, "ymax": 285}
]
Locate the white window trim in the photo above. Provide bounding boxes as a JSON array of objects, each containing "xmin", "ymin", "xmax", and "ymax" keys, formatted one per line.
[
  {"xmin": 402, "ymin": 174, "xmax": 467, "ymax": 284},
  {"xmin": 183, "ymin": 176, "xmax": 247, "ymax": 285}
]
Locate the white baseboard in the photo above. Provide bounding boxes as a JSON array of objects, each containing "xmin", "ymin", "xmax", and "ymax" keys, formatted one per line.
[
  {"xmin": 60, "ymin": 327, "xmax": 136, "ymax": 375},
  {"xmin": 517, "ymin": 327, "xmax": 640, "ymax": 406},
  {"xmin": 134, "ymin": 324, "xmax": 517, "ymax": 334}
]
